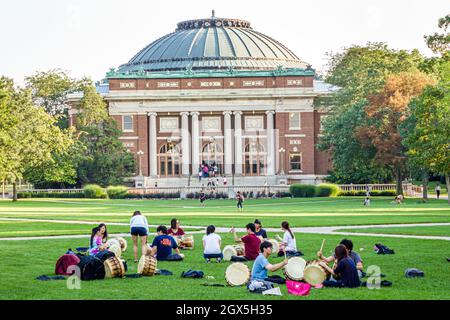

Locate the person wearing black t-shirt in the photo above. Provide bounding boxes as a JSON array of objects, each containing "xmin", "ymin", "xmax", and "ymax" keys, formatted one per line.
[
  {"xmin": 320, "ymin": 244, "xmax": 360, "ymax": 288},
  {"xmin": 254, "ymin": 219, "xmax": 268, "ymax": 239}
]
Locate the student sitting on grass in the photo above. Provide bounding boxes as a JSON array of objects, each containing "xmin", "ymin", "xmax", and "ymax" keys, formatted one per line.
[
  {"xmin": 202, "ymin": 225, "xmax": 223, "ymax": 263},
  {"xmin": 277, "ymin": 221, "xmax": 301, "ymax": 257},
  {"xmin": 97, "ymin": 223, "xmax": 108, "ymax": 244},
  {"xmin": 149, "ymin": 225, "xmax": 184, "ymax": 261},
  {"xmin": 254, "ymin": 219, "xmax": 268, "ymax": 240},
  {"xmin": 168, "ymin": 218, "xmax": 185, "ymax": 237},
  {"xmin": 230, "ymin": 223, "xmax": 261, "ymax": 262},
  {"xmin": 89, "ymin": 227, "xmax": 108, "ymax": 256},
  {"xmin": 248, "ymin": 241, "xmax": 288, "ymax": 292},
  {"xmin": 320, "ymin": 244, "xmax": 361, "ymax": 288},
  {"xmin": 317, "ymin": 238, "xmax": 364, "ymax": 278}
]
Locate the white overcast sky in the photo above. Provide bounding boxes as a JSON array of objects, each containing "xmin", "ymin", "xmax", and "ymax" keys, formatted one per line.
[{"xmin": 0, "ymin": 0, "xmax": 448, "ymax": 85}]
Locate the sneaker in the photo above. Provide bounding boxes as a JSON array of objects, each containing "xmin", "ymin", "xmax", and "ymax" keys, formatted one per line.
[
  {"xmin": 216, "ymin": 258, "xmax": 222, "ymax": 263},
  {"xmin": 206, "ymin": 259, "xmax": 211, "ymax": 263}
]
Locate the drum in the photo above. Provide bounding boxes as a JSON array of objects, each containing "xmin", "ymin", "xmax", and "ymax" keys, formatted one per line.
[
  {"xmin": 303, "ymin": 260, "xmax": 329, "ymax": 285},
  {"xmin": 137, "ymin": 255, "xmax": 157, "ymax": 276},
  {"xmin": 180, "ymin": 235, "xmax": 194, "ymax": 249},
  {"xmin": 222, "ymin": 245, "xmax": 245, "ymax": 261},
  {"xmin": 115, "ymin": 237, "xmax": 127, "ymax": 252},
  {"xmin": 225, "ymin": 262, "xmax": 250, "ymax": 286},
  {"xmin": 267, "ymin": 239, "xmax": 280, "ymax": 255},
  {"xmin": 283, "ymin": 257, "xmax": 307, "ymax": 281},
  {"xmin": 107, "ymin": 240, "xmax": 122, "ymax": 258},
  {"xmin": 104, "ymin": 256, "xmax": 125, "ymax": 279}
]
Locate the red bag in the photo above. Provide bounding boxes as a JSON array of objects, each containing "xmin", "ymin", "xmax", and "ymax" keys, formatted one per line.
[
  {"xmin": 55, "ymin": 254, "xmax": 80, "ymax": 275},
  {"xmin": 286, "ymin": 280, "xmax": 311, "ymax": 296}
]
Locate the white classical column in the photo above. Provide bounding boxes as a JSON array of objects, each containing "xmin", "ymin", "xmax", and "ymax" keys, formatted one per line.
[
  {"xmin": 148, "ymin": 112, "xmax": 158, "ymax": 177},
  {"xmin": 266, "ymin": 111, "xmax": 276, "ymax": 176},
  {"xmin": 180, "ymin": 112, "xmax": 191, "ymax": 176},
  {"xmin": 191, "ymin": 112, "xmax": 200, "ymax": 174},
  {"xmin": 233, "ymin": 111, "xmax": 243, "ymax": 175},
  {"xmin": 223, "ymin": 111, "xmax": 233, "ymax": 175}
]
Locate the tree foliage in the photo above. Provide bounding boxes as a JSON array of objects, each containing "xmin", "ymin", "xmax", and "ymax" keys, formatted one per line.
[
  {"xmin": 0, "ymin": 77, "xmax": 75, "ymax": 200},
  {"xmin": 356, "ymin": 71, "xmax": 435, "ymax": 194},
  {"xmin": 318, "ymin": 43, "xmax": 424, "ymax": 183}
]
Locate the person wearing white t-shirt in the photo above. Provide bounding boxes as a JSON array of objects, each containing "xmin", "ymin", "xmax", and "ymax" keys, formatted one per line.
[
  {"xmin": 130, "ymin": 210, "xmax": 149, "ymax": 262},
  {"xmin": 277, "ymin": 221, "xmax": 300, "ymax": 257},
  {"xmin": 202, "ymin": 225, "xmax": 223, "ymax": 263}
]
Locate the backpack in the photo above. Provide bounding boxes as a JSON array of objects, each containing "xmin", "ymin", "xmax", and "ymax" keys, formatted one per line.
[
  {"xmin": 55, "ymin": 254, "xmax": 81, "ymax": 276},
  {"xmin": 95, "ymin": 250, "xmax": 116, "ymax": 262},
  {"xmin": 374, "ymin": 243, "xmax": 395, "ymax": 254},
  {"xmin": 76, "ymin": 255, "xmax": 105, "ymax": 280},
  {"xmin": 181, "ymin": 270, "xmax": 204, "ymax": 278}
]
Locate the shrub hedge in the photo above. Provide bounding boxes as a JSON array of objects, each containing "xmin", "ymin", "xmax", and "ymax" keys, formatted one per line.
[
  {"xmin": 289, "ymin": 184, "xmax": 317, "ymax": 197},
  {"xmin": 316, "ymin": 183, "xmax": 340, "ymax": 197},
  {"xmin": 17, "ymin": 192, "xmax": 84, "ymax": 199},
  {"xmin": 106, "ymin": 186, "xmax": 128, "ymax": 199},
  {"xmin": 83, "ymin": 184, "xmax": 108, "ymax": 199},
  {"xmin": 338, "ymin": 190, "xmax": 396, "ymax": 196}
]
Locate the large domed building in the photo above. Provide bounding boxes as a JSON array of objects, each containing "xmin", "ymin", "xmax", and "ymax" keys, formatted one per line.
[{"xmin": 70, "ymin": 13, "xmax": 335, "ymax": 187}]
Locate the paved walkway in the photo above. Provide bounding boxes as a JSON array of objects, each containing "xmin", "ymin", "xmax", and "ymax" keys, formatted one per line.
[{"xmin": 0, "ymin": 217, "xmax": 449, "ymax": 241}]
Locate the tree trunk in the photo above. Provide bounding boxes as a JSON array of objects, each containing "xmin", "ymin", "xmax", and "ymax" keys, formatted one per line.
[
  {"xmin": 422, "ymin": 171, "xmax": 428, "ymax": 200},
  {"xmin": 12, "ymin": 181, "xmax": 17, "ymax": 202},
  {"xmin": 445, "ymin": 173, "xmax": 450, "ymax": 205},
  {"xmin": 395, "ymin": 166, "xmax": 403, "ymax": 196}
]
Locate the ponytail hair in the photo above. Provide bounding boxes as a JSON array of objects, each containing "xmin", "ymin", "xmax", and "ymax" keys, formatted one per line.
[
  {"xmin": 281, "ymin": 221, "xmax": 294, "ymax": 239},
  {"xmin": 206, "ymin": 225, "xmax": 215, "ymax": 235}
]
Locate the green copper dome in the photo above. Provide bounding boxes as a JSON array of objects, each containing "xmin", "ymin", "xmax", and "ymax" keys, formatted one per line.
[{"xmin": 117, "ymin": 15, "xmax": 309, "ymax": 73}]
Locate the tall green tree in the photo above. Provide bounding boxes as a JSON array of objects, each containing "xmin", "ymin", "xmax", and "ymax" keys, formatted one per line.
[
  {"xmin": 0, "ymin": 77, "xmax": 75, "ymax": 200},
  {"xmin": 356, "ymin": 71, "xmax": 435, "ymax": 195},
  {"xmin": 318, "ymin": 43, "xmax": 424, "ymax": 183},
  {"xmin": 404, "ymin": 61, "xmax": 450, "ymax": 204},
  {"xmin": 75, "ymin": 82, "xmax": 135, "ymax": 187},
  {"xmin": 25, "ymin": 69, "xmax": 81, "ymax": 128}
]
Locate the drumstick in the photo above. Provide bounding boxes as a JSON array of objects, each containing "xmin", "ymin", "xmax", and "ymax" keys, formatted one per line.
[{"xmin": 319, "ymin": 239, "xmax": 326, "ymax": 253}]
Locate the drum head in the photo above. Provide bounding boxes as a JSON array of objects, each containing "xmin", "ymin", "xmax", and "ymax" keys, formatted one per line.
[
  {"xmin": 284, "ymin": 257, "xmax": 307, "ymax": 281},
  {"xmin": 108, "ymin": 242, "xmax": 122, "ymax": 258},
  {"xmin": 222, "ymin": 245, "xmax": 238, "ymax": 261},
  {"xmin": 225, "ymin": 262, "xmax": 250, "ymax": 286},
  {"xmin": 303, "ymin": 265, "xmax": 327, "ymax": 285},
  {"xmin": 116, "ymin": 237, "xmax": 127, "ymax": 252}
]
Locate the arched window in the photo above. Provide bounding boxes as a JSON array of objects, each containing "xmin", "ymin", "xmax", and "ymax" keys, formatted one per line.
[
  {"xmin": 201, "ymin": 142, "xmax": 223, "ymax": 175},
  {"xmin": 158, "ymin": 143, "xmax": 181, "ymax": 176},
  {"xmin": 244, "ymin": 142, "xmax": 266, "ymax": 176}
]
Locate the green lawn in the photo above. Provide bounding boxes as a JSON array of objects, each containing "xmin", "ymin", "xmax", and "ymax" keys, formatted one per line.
[
  {"xmin": 0, "ymin": 233, "xmax": 449, "ymax": 300},
  {"xmin": 0, "ymin": 197, "xmax": 449, "ymax": 228},
  {"xmin": 336, "ymin": 225, "xmax": 450, "ymax": 237},
  {"xmin": 0, "ymin": 197, "xmax": 449, "ymax": 300}
]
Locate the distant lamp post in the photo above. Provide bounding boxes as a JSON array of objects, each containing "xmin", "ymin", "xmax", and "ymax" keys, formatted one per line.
[
  {"xmin": 279, "ymin": 147, "xmax": 286, "ymax": 175},
  {"xmin": 137, "ymin": 150, "xmax": 144, "ymax": 176}
]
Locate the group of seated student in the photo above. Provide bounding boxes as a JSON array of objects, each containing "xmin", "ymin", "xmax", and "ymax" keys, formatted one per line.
[
  {"xmin": 248, "ymin": 237, "xmax": 363, "ymax": 290},
  {"xmin": 319, "ymin": 244, "xmax": 361, "ymax": 288},
  {"xmin": 317, "ymin": 238, "xmax": 364, "ymax": 278}
]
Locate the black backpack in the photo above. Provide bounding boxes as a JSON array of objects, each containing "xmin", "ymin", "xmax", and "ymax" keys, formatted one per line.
[
  {"xmin": 76, "ymin": 255, "xmax": 105, "ymax": 280},
  {"xmin": 375, "ymin": 243, "xmax": 395, "ymax": 254},
  {"xmin": 95, "ymin": 250, "xmax": 116, "ymax": 262}
]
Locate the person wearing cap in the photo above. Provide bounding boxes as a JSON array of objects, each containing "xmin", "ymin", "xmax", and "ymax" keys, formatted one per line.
[{"xmin": 254, "ymin": 219, "xmax": 268, "ymax": 240}]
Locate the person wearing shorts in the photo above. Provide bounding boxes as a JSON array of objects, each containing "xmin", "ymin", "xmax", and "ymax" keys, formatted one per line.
[{"xmin": 130, "ymin": 210, "xmax": 149, "ymax": 262}]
